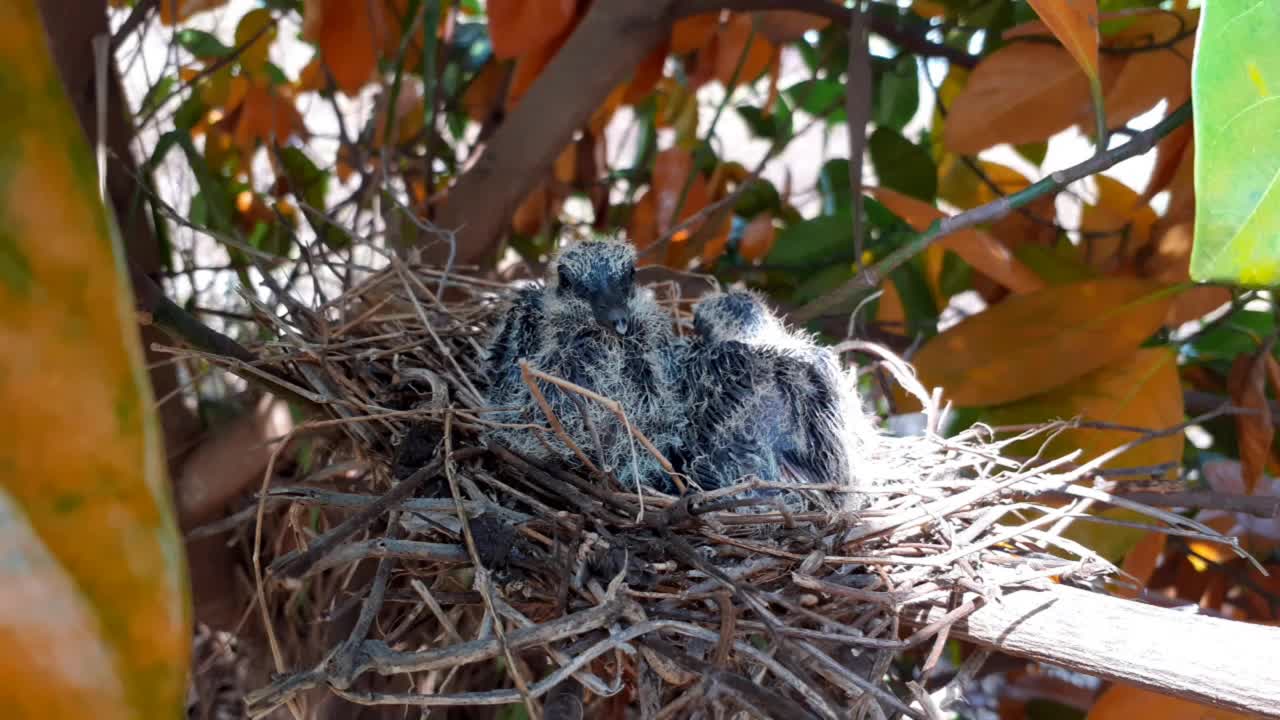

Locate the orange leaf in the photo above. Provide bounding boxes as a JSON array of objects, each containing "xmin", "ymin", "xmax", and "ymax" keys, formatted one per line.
[
  {"xmin": 1115, "ymin": 530, "xmax": 1167, "ymax": 598},
  {"xmin": 912, "ymin": 277, "xmax": 1174, "ymax": 407},
  {"xmin": 985, "ymin": 348, "xmax": 1184, "ymax": 475},
  {"xmin": 487, "ymin": 0, "xmax": 579, "ymax": 60},
  {"xmin": 1025, "ymin": 0, "xmax": 1100, "ymax": 82},
  {"xmin": 670, "ymin": 14, "xmax": 719, "ymax": 55},
  {"xmin": 1141, "ymin": 222, "xmax": 1230, "ymax": 326},
  {"xmin": 868, "ymin": 187, "xmax": 1045, "ymax": 294},
  {"xmin": 230, "ymin": 80, "xmax": 307, "ymax": 155},
  {"xmin": 714, "ymin": 14, "xmax": 778, "ymax": 89},
  {"xmin": 1227, "ymin": 351, "xmax": 1273, "ymax": 495},
  {"xmin": 1, "ymin": 5, "xmax": 190, "ymax": 715},
  {"xmin": 462, "ymin": 60, "xmax": 507, "ymax": 123},
  {"xmin": 1143, "ymin": 122, "xmax": 1193, "ymax": 203},
  {"xmin": 739, "ymin": 213, "xmax": 778, "ymax": 262},
  {"xmin": 511, "ymin": 182, "xmax": 558, "ymax": 236},
  {"xmin": 303, "ymin": 0, "xmax": 395, "ymax": 96},
  {"xmin": 754, "ymin": 9, "xmax": 832, "ymax": 45},
  {"xmin": 944, "ymin": 43, "xmax": 1093, "ymax": 154},
  {"xmin": 296, "ymin": 55, "xmax": 327, "ymax": 93},
  {"xmin": 628, "ymin": 190, "xmax": 660, "ymax": 265},
  {"xmin": 1080, "ymin": 175, "xmax": 1157, "ymax": 271},
  {"xmin": 623, "ymin": 40, "xmax": 669, "ymax": 105},
  {"xmin": 158, "ymin": 0, "xmax": 228, "ymax": 25},
  {"xmin": 553, "ymin": 142, "xmax": 577, "ymax": 185},
  {"xmin": 1087, "ymin": 684, "xmax": 1256, "ymax": 720}
]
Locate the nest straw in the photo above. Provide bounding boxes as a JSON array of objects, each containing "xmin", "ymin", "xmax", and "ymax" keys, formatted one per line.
[{"xmin": 173, "ymin": 252, "xmax": 1241, "ymax": 720}]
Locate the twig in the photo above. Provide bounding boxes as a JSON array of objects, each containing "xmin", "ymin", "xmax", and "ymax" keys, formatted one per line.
[{"xmin": 793, "ymin": 101, "xmax": 1193, "ymax": 322}]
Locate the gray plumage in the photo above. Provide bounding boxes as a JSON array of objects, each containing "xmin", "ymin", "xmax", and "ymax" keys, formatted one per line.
[
  {"xmin": 679, "ymin": 290, "xmax": 856, "ymax": 506},
  {"xmin": 482, "ymin": 238, "xmax": 685, "ymax": 491}
]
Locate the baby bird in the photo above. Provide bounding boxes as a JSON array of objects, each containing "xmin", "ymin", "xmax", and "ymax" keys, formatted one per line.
[
  {"xmin": 680, "ymin": 290, "xmax": 859, "ymax": 507},
  {"xmin": 482, "ymin": 238, "xmax": 685, "ymax": 492}
]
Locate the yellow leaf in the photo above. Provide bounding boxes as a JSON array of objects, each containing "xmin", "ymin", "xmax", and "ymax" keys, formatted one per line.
[
  {"xmin": 1087, "ymin": 684, "xmax": 1256, "ymax": 720},
  {"xmin": 0, "ymin": 3, "xmax": 190, "ymax": 716},
  {"xmin": 945, "ymin": 43, "xmax": 1093, "ymax": 154},
  {"xmin": 233, "ymin": 7, "xmax": 277, "ymax": 77},
  {"xmin": 1026, "ymin": 0, "xmax": 1100, "ymax": 83},
  {"xmin": 912, "ymin": 277, "xmax": 1175, "ymax": 407},
  {"xmin": 868, "ymin": 187, "xmax": 1045, "ymax": 294}
]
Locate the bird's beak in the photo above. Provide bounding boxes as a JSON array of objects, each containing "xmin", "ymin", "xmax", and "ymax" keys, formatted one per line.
[{"xmin": 595, "ymin": 304, "xmax": 630, "ymax": 335}]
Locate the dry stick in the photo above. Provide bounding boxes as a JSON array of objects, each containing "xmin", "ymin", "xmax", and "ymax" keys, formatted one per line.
[
  {"xmin": 441, "ymin": 414, "xmax": 542, "ymax": 720},
  {"xmin": 268, "ymin": 446, "xmax": 486, "ymax": 578},
  {"xmin": 793, "ymin": 101, "xmax": 1193, "ymax": 323},
  {"xmin": 519, "ymin": 363, "xmax": 677, "ymax": 477},
  {"xmin": 519, "ymin": 363, "xmax": 603, "ymax": 474},
  {"xmin": 902, "ymin": 583, "xmax": 1280, "ymax": 718}
]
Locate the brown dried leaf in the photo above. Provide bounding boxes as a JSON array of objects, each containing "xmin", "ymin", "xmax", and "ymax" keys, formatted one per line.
[
  {"xmin": 1228, "ymin": 350, "xmax": 1274, "ymax": 495},
  {"xmin": 1025, "ymin": 0, "xmax": 1100, "ymax": 82},
  {"xmin": 944, "ymin": 43, "xmax": 1092, "ymax": 154}
]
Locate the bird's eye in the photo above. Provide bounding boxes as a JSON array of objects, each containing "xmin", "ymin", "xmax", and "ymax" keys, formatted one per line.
[{"xmin": 557, "ymin": 265, "xmax": 574, "ymax": 292}]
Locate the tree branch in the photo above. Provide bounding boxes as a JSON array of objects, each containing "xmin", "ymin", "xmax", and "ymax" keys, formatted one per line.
[
  {"xmin": 903, "ymin": 584, "xmax": 1280, "ymax": 717},
  {"xmin": 676, "ymin": 0, "xmax": 980, "ymax": 69},
  {"xmin": 429, "ymin": 0, "xmax": 681, "ymax": 269},
  {"xmin": 793, "ymin": 101, "xmax": 1194, "ymax": 323}
]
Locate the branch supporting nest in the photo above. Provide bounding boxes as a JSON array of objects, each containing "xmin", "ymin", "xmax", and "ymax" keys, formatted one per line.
[{"xmin": 176, "ymin": 255, "xmax": 1253, "ymax": 719}]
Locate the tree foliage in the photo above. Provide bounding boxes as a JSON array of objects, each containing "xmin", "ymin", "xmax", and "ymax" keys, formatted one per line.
[{"xmin": 9, "ymin": 0, "xmax": 1280, "ymax": 716}]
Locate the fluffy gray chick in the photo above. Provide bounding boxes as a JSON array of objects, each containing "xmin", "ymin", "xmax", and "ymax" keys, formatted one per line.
[
  {"xmin": 680, "ymin": 290, "xmax": 858, "ymax": 506},
  {"xmin": 482, "ymin": 238, "xmax": 685, "ymax": 492}
]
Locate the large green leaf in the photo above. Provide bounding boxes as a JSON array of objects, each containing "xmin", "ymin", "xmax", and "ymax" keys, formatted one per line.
[{"xmin": 1191, "ymin": 0, "xmax": 1280, "ymax": 285}]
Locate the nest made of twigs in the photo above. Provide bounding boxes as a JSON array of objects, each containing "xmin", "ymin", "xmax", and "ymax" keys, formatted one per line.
[{"xmin": 178, "ymin": 250, "xmax": 1212, "ymax": 720}]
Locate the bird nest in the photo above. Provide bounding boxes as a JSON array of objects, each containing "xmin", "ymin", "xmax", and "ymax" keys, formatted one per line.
[{"xmin": 194, "ymin": 253, "xmax": 1172, "ymax": 720}]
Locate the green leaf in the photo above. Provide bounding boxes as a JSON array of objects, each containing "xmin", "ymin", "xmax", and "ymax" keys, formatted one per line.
[
  {"xmin": 818, "ymin": 158, "xmax": 851, "ymax": 215},
  {"xmin": 1014, "ymin": 243, "xmax": 1096, "ymax": 285},
  {"xmin": 785, "ymin": 78, "xmax": 845, "ymax": 117},
  {"xmin": 277, "ymin": 146, "xmax": 329, "ymax": 212},
  {"xmin": 1184, "ymin": 308, "xmax": 1274, "ymax": 364},
  {"xmin": 873, "ymin": 55, "xmax": 919, "ymax": 131},
  {"xmin": 733, "ymin": 178, "xmax": 781, "ymax": 218},
  {"xmin": 791, "ymin": 263, "xmax": 855, "ymax": 304},
  {"xmin": 139, "ymin": 75, "xmax": 176, "ymax": 116},
  {"xmin": 735, "ymin": 100, "xmax": 792, "ymax": 144},
  {"xmin": 1191, "ymin": 0, "xmax": 1280, "ymax": 285},
  {"xmin": 263, "ymin": 61, "xmax": 289, "ymax": 86},
  {"xmin": 766, "ymin": 210, "xmax": 853, "ymax": 267},
  {"xmin": 1015, "ymin": 141, "xmax": 1048, "ymax": 166},
  {"xmin": 890, "ymin": 259, "xmax": 940, "ymax": 338},
  {"xmin": 176, "ymin": 29, "xmax": 232, "ymax": 59},
  {"xmin": 868, "ymin": 127, "xmax": 937, "ymax": 201},
  {"xmin": 172, "ymin": 94, "xmax": 206, "ymax": 132},
  {"xmin": 152, "ymin": 131, "xmax": 233, "ymax": 234}
]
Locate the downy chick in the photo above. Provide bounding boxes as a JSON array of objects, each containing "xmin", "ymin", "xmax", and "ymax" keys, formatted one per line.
[
  {"xmin": 482, "ymin": 238, "xmax": 685, "ymax": 492},
  {"xmin": 681, "ymin": 290, "xmax": 858, "ymax": 507}
]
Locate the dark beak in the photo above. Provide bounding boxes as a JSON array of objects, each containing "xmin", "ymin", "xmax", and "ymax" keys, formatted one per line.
[{"xmin": 594, "ymin": 304, "xmax": 630, "ymax": 335}]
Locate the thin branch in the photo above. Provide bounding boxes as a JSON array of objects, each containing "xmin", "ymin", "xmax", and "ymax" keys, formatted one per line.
[
  {"xmin": 676, "ymin": 0, "xmax": 980, "ymax": 69},
  {"xmin": 793, "ymin": 101, "xmax": 1193, "ymax": 322},
  {"xmin": 846, "ymin": 0, "xmax": 870, "ymax": 269}
]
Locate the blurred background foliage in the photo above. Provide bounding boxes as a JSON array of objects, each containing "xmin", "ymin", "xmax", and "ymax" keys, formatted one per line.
[{"xmin": 11, "ymin": 0, "xmax": 1280, "ymax": 717}]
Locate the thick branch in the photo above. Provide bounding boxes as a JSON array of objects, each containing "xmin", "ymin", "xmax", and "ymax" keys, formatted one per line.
[
  {"xmin": 430, "ymin": 0, "xmax": 680, "ymax": 269},
  {"xmin": 902, "ymin": 584, "xmax": 1280, "ymax": 718},
  {"xmin": 793, "ymin": 101, "xmax": 1194, "ymax": 322},
  {"xmin": 677, "ymin": 0, "xmax": 980, "ymax": 69}
]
